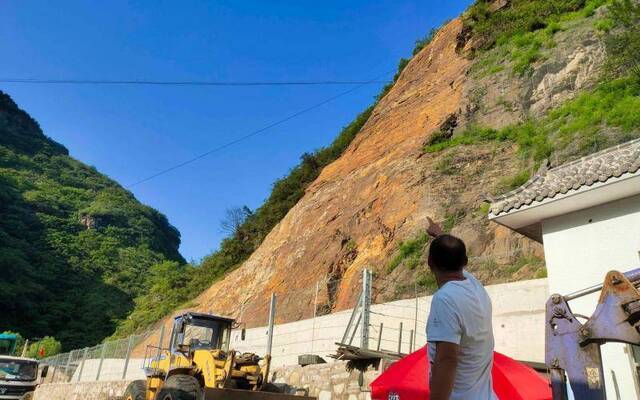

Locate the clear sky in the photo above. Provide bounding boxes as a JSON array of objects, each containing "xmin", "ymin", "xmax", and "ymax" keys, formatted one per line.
[{"xmin": 1, "ymin": 0, "xmax": 472, "ymax": 261}]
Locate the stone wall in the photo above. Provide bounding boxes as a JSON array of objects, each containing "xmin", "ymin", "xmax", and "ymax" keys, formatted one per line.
[
  {"xmin": 33, "ymin": 361, "xmax": 378, "ymax": 400},
  {"xmin": 33, "ymin": 380, "xmax": 130, "ymax": 400},
  {"xmin": 272, "ymin": 361, "xmax": 379, "ymax": 400}
]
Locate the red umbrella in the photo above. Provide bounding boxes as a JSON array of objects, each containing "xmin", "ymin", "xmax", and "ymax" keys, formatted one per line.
[{"xmin": 370, "ymin": 348, "xmax": 551, "ymax": 400}]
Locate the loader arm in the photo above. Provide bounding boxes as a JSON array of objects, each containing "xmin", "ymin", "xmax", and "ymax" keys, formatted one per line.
[
  {"xmin": 546, "ymin": 268, "xmax": 640, "ymax": 400},
  {"xmin": 192, "ymin": 349, "xmax": 235, "ymax": 388}
]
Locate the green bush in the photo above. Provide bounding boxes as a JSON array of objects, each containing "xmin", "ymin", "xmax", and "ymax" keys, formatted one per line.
[
  {"xmin": 426, "ymin": 130, "xmax": 454, "ymax": 147},
  {"xmin": 443, "ymin": 209, "xmax": 466, "ymax": 232},
  {"xmin": 416, "ymin": 271, "xmax": 438, "ymax": 293},
  {"xmin": 478, "ymin": 202, "xmax": 491, "ymax": 215},
  {"xmin": 603, "ymin": 0, "xmax": 640, "ymax": 80},
  {"xmin": 495, "ymin": 169, "xmax": 532, "ymax": 194},
  {"xmin": 464, "ymin": 0, "xmax": 609, "ymax": 75},
  {"xmin": 463, "ymin": 0, "xmax": 604, "ymax": 51},
  {"xmin": 387, "ymin": 233, "xmax": 430, "ymax": 272},
  {"xmin": 26, "ymin": 336, "xmax": 61, "ymax": 359},
  {"xmin": 435, "ymin": 154, "xmax": 457, "ymax": 175}
]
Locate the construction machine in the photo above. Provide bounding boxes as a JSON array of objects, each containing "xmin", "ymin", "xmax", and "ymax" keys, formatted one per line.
[
  {"xmin": 0, "ymin": 335, "xmax": 17, "ymax": 357},
  {"xmin": 124, "ymin": 312, "xmax": 312, "ymax": 400},
  {"xmin": 545, "ymin": 268, "xmax": 640, "ymax": 399}
]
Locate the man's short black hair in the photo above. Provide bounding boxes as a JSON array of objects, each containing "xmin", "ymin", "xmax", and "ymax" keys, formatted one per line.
[{"xmin": 428, "ymin": 234, "xmax": 468, "ymax": 272}]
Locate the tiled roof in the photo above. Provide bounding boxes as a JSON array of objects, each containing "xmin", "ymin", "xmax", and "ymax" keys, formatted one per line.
[{"xmin": 490, "ymin": 138, "xmax": 640, "ymax": 216}]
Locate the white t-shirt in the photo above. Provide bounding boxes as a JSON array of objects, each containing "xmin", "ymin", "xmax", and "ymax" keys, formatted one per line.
[{"xmin": 426, "ymin": 271, "xmax": 497, "ymax": 400}]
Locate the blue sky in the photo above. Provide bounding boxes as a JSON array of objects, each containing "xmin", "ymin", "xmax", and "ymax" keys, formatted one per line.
[{"xmin": 1, "ymin": 0, "xmax": 472, "ymax": 261}]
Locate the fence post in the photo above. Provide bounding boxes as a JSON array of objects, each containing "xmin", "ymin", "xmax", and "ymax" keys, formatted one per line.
[
  {"xmin": 361, "ymin": 269, "xmax": 371, "ymax": 349},
  {"xmin": 64, "ymin": 351, "xmax": 72, "ymax": 382},
  {"xmin": 414, "ymin": 282, "xmax": 419, "ymax": 348},
  {"xmin": 122, "ymin": 335, "xmax": 135, "ymax": 380},
  {"xmin": 155, "ymin": 325, "xmax": 166, "ymax": 365},
  {"xmin": 376, "ymin": 323, "xmax": 384, "ymax": 351},
  {"xmin": 397, "ymin": 322, "xmax": 403, "ymax": 354},
  {"xmin": 21, "ymin": 339, "xmax": 29, "ymax": 358},
  {"xmin": 341, "ymin": 292, "xmax": 363, "ymax": 344},
  {"xmin": 263, "ymin": 293, "xmax": 276, "ymax": 386},
  {"xmin": 50, "ymin": 353, "xmax": 59, "ymax": 382},
  {"xmin": 95, "ymin": 343, "xmax": 106, "ymax": 381},
  {"xmin": 77, "ymin": 347, "xmax": 88, "ymax": 382},
  {"xmin": 349, "ymin": 312, "xmax": 362, "ymax": 345},
  {"xmin": 310, "ymin": 280, "xmax": 320, "ymax": 353},
  {"xmin": 409, "ymin": 330, "xmax": 414, "ymax": 353},
  {"xmin": 266, "ymin": 293, "xmax": 276, "ymax": 356}
]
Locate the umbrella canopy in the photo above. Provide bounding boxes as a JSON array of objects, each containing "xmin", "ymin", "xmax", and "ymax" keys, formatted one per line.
[{"xmin": 370, "ymin": 348, "xmax": 551, "ymax": 400}]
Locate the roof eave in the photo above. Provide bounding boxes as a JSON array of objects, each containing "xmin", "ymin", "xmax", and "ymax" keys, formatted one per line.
[{"xmin": 488, "ymin": 172, "xmax": 640, "ymax": 241}]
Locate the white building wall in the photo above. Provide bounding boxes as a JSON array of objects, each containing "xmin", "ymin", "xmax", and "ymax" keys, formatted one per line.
[{"xmin": 542, "ymin": 194, "xmax": 640, "ymax": 399}]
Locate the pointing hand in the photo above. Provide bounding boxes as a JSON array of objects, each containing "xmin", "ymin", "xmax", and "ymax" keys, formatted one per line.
[{"xmin": 426, "ymin": 216, "xmax": 444, "ymax": 237}]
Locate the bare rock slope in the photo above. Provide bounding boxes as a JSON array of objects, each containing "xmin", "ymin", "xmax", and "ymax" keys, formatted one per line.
[{"xmin": 137, "ymin": 12, "xmax": 611, "ymax": 349}]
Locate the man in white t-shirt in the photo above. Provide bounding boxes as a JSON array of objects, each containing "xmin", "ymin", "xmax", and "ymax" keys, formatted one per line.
[{"xmin": 425, "ymin": 217, "xmax": 497, "ymax": 400}]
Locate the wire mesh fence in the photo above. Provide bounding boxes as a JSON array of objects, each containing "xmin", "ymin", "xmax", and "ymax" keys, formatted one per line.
[
  {"xmin": 40, "ymin": 267, "xmax": 447, "ymax": 382},
  {"xmin": 42, "ymin": 331, "xmax": 152, "ymax": 383}
]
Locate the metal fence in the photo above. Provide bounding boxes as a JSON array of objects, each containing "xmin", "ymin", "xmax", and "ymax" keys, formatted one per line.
[
  {"xmin": 42, "ymin": 331, "xmax": 152, "ymax": 383},
  {"xmin": 40, "ymin": 266, "xmax": 451, "ymax": 383}
]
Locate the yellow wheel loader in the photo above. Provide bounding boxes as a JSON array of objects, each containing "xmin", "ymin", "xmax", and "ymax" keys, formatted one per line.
[{"xmin": 123, "ymin": 312, "xmax": 312, "ymax": 400}]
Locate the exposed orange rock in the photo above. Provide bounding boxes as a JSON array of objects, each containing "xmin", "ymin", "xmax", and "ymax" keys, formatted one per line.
[{"xmin": 134, "ymin": 18, "xmax": 543, "ymax": 353}]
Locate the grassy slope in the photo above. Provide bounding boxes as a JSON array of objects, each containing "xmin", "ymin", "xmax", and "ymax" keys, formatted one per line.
[{"xmin": 426, "ymin": 0, "xmax": 640, "ymax": 192}]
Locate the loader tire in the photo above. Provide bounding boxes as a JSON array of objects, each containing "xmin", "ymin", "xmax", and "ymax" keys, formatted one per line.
[
  {"xmin": 157, "ymin": 374, "xmax": 203, "ymax": 400},
  {"xmin": 123, "ymin": 380, "xmax": 147, "ymax": 400}
]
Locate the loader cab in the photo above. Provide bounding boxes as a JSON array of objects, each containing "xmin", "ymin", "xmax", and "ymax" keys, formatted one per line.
[
  {"xmin": 0, "ymin": 334, "xmax": 17, "ymax": 356},
  {"xmin": 170, "ymin": 312, "xmax": 233, "ymax": 354}
]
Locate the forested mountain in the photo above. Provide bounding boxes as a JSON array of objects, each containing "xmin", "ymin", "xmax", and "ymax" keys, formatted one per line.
[{"xmin": 0, "ymin": 93, "xmax": 184, "ymax": 349}]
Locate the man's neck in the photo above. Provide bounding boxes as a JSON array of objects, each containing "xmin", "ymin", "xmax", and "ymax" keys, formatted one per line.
[{"xmin": 436, "ymin": 271, "xmax": 466, "ymax": 288}]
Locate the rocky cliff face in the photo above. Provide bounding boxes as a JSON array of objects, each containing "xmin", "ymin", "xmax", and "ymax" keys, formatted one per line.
[
  {"xmin": 137, "ymin": 8, "xmax": 614, "ymax": 350},
  {"xmin": 194, "ymin": 18, "xmax": 478, "ymax": 321}
]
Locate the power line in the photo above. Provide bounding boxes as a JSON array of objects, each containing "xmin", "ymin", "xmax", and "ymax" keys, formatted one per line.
[
  {"xmin": 0, "ymin": 78, "xmax": 390, "ymax": 87},
  {"xmin": 127, "ymin": 71, "xmax": 391, "ymax": 187}
]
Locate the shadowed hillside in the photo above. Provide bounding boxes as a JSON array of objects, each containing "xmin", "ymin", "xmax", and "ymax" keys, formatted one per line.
[{"xmin": 0, "ymin": 93, "xmax": 184, "ymax": 349}]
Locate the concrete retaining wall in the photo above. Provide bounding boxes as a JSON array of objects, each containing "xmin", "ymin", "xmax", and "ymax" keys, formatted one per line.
[
  {"xmin": 231, "ymin": 278, "xmax": 548, "ymax": 367},
  {"xmin": 36, "ymin": 278, "xmax": 548, "ymax": 399},
  {"xmin": 71, "ymin": 359, "xmax": 146, "ymax": 382}
]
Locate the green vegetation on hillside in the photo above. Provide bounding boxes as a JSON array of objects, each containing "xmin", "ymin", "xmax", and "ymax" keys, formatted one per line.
[
  {"xmin": 603, "ymin": 0, "xmax": 640, "ymax": 79},
  {"xmin": 464, "ymin": 0, "xmax": 610, "ymax": 75},
  {"xmin": 428, "ymin": 0, "xmax": 640, "ymax": 194},
  {"xmin": 0, "ymin": 93, "xmax": 183, "ymax": 349},
  {"xmin": 387, "ymin": 232, "xmax": 430, "ymax": 272},
  {"xmin": 464, "ymin": 0, "xmax": 607, "ymax": 51},
  {"xmin": 425, "ymin": 76, "xmax": 640, "ymax": 187}
]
